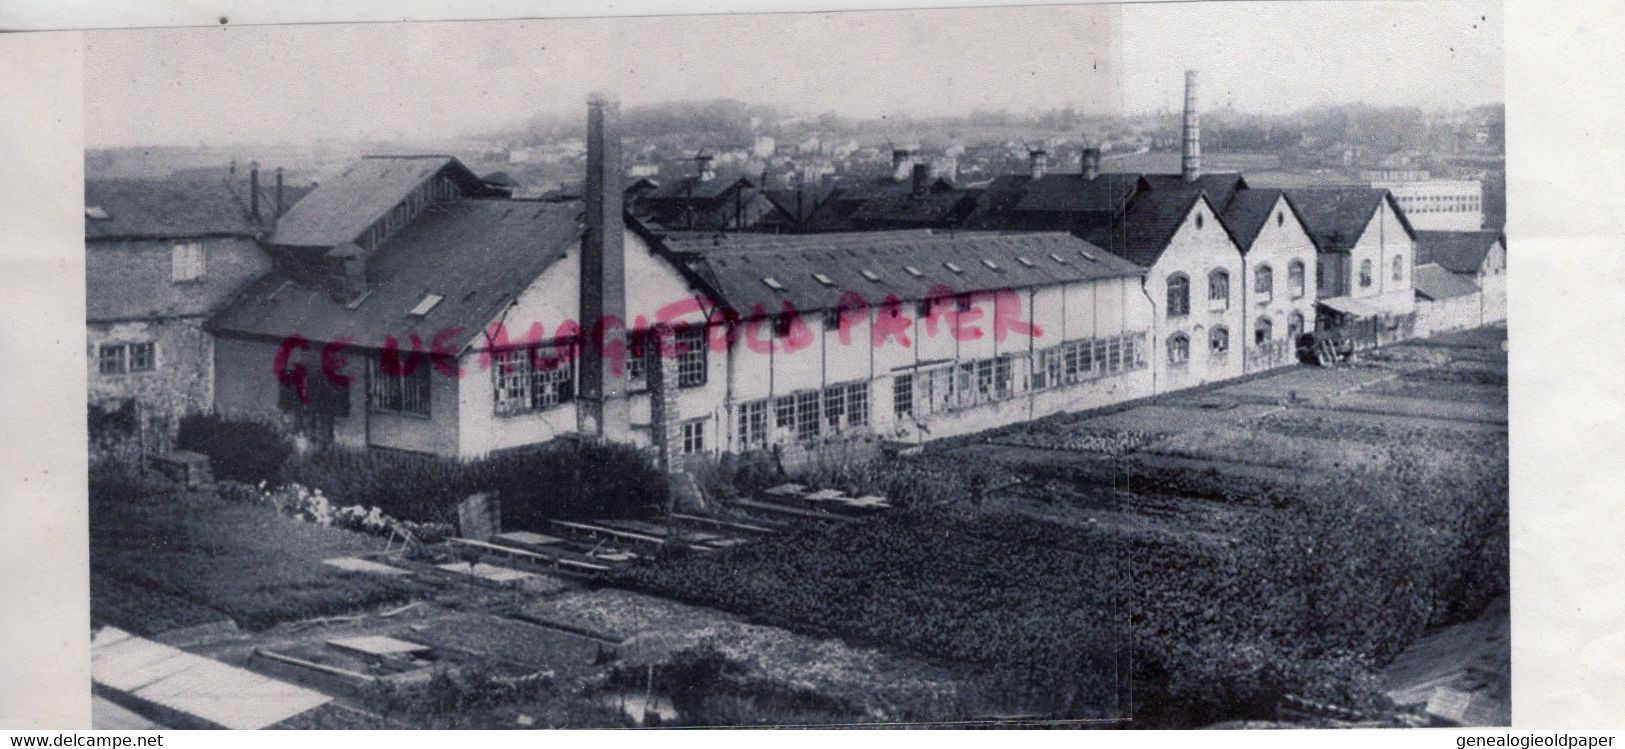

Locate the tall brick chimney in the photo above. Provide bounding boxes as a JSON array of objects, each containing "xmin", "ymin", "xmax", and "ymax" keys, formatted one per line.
[
  {"xmin": 891, "ymin": 148, "xmax": 915, "ymax": 182},
  {"xmin": 275, "ymin": 167, "xmax": 286, "ymax": 219},
  {"xmin": 248, "ymin": 161, "xmax": 261, "ymax": 222},
  {"xmin": 1029, "ymin": 148, "xmax": 1049, "ymax": 180},
  {"xmin": 1181, "ymin": 69, "xmax": 1201, "ymax": 182},
  {"xmin": 580, "ymin": 92, "xmax": 630, "ymax": 439},
  {"xmin": 1081, "ymin": 147, "xmax": 1101, "ymax": 180}
]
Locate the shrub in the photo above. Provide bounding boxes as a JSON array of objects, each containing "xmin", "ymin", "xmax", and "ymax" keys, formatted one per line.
[
  {"xmin": 175, "ymin": 414, "xmax": 292, "ymax": 483},
  {"xmin": 281, "ymin": 440, "xmax": 665, "ymax": 528}
]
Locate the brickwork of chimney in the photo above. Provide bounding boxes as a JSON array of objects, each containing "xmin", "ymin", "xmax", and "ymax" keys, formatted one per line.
[
  {"xmin": 579, "ymin": 93, "xmax": 630, "ymax": 439},
  {"xmin": 647, "ymin": 324, "xmax": 684, "ymax": 473}
]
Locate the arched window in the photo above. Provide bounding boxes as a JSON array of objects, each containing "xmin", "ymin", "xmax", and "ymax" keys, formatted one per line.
[
  {"xmin": 1255, "ymin": 264, "xmax": 1273, "ymax": 301},
  {"xmin": 1209, "ymin": 326, "xmax": 1229, "ymax": 356},
  {"xmin": 1288, "ymin": 260, "xmax": 1306, "ymax": 298},
  {"xmin": 1288, "ymin": 312, "xmax": 1305, "ymax": 342},
  {"xmin": 1255, "ymin": 317, "xmax": 1273, "ymax": 345},
  {"xmin": 1168, "ymin": 333, "xmax": 1190, "ymax": 365},
  {"xmin": 1392, "ymin": 255, "xmax": 1404, "ymax": 282},
  {"xmin": 1167, "ymin": 274, "xmax": 1190, "ymax": 317},
  {"xmin": 1359, "ymin": 259, "xmax": 1373, "ymax": 288},
  {"xmin": 1208, "ymin": 270, "xmax": 1230, "ymax": 310}
]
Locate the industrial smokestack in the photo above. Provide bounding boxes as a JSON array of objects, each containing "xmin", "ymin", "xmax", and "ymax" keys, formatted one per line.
[
  {"xmin": 1028, "ymin": 148, "xmax": 1049, "ymax": 180},
  {"xmin": 1081, "ymin": 147, "xmax": 1101, "ymax": 180},
  {"xmin": 248, "ymin": 161, "xmax": 261, "ymax": 221},
  {"xmin": 1181, "ymin": 69, "xmax": 1201, "ymax": 182},
  {"xmin": 695, "ymin": 151, "xmax": 715, "ymax": 182},
  {"xmin": 274, "ymin": 167, "xmax": 286, "ymax": 219},
  {"xmin": 581, "ymin": 92, "xmax": 629, "ymax": 439}
]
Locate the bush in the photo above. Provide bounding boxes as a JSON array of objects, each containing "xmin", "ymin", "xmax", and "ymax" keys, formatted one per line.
[
  {"xmin": 281, "ymin": 440, "xmax": 665, "ymax": 528},
  {"xmin": 176, "ymin": 414, "xmax": 292, "ymax": 483}
]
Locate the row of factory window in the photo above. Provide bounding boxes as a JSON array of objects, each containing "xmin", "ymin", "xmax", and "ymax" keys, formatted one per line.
[
  {"xmin": 1166, "ymin": 261, "xmax": 1306, "ymax": 317},
  {"xmin": 895, "ymin": 333, "xmax": 1148, "ymax": 422},
  {"xmin": 1395, "ymin": 194, "xmax": 1481, "ymax": 214},
  {"xmin": 735, "ymin": 382, "xmax": 872, "ymax": 448}
]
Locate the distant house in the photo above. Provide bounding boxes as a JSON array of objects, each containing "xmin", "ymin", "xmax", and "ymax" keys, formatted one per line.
[
  {"xmin": 805, "ymin": 150, "xmax": 975, "ymax": 232},
  {"xmin": 85, "ymin": 171, "xmax": 295, "ymax": 425},
  {"xmin": 1286, "ymin": 187, "xmax": 1417, "ymax": 340},
  {"xmin": 1413, "ymin": 230, "xmax": 1507, "ymax": 329},
  {"xmin": 637, "ymin": 153, "xmax": 773, "ymax": 231}
]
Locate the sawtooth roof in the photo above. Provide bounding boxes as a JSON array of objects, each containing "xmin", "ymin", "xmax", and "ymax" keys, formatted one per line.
[
  {"xmin": 268, "ymin": 156, "xmax": 492, "ymax": 248},
  {"xmin": 660, "ymin": 229, "xmax": 1144, "ymax": 315},
  {"xmin": 211, "ymin": 199, "xmax": 584, "ymax": 350},
  {"xmin": 1414, "ymin": 230, "xmax": 1504, "ymax": 275}
]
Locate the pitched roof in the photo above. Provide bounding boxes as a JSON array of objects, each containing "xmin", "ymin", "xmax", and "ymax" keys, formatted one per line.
[
  {"xmin": 1142, "ymin": 173, "xmax": 1249, "ymax": 212},
  {"xmin": 1413, "ymin": 263, "xmax": 1482, "ymax": 301},
  {"xmin": 645, "ymin": 173, "xmax": 754, "ymax": 202},
  {"xmin": 85, "ymin": 177, "xmax": 265, "ymax": 241},
  {"xmin": 1218, "ymin": 188, "xmax": 1313, "ymax": 252},
  {"xmin": 964, "ymin": 173, "xmax": 1142, "ymax": 229},
  {"xmin": 1087, "ymin": 184, "xmax": 1241, "ymax": 268},
  {"xmin": 660, "ymin": 230, "xmax": 1143, "ymax": 315},
  {"xmin": 268, "ymin": 156, "xmax": 490, "ymax": 248},
  {"xmin": 1286, "ymin": 187, "xmax": 1415, "ymax": 252},
  {"xmin": 211, "ymin": 199, "xmax": 583, "ymax": 350},
  {"xmin": 1414, "ymin": 230, "xmax": 1503, "ymax": 275}
]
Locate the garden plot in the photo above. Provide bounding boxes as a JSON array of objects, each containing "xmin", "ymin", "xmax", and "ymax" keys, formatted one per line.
[
  {"xmin": 1255, "ymin": 409, "xmax": 1508, "ymax": 449},
  {"xmin": 1141, "ymin": 427, "xmax": 1394, "ymax": 474},
  {"xmin": 524, "ymin": 588, "xmax": 986, "ymax": 722},
  {"xmin": 1207, "ymin": 365, "xmax": 1400, "ymax": 401},
  {"xmin": 1070, "ymin": 402, "xmax": 1283, "ymax": 434},
  {"xmin": 1321, "ymin": 391, "xmax": 1507, "ymax": 425},
  {"xmin": 1362, "ymin": 378, "xmax": 1507, "ymax": 405},
  {"xmin": 406, "ymin": 612, "xmax": 606, "ymax": 680},
  {"xmin": 90, "ymin": 487, "xmax": 417, "ymax": 632}
]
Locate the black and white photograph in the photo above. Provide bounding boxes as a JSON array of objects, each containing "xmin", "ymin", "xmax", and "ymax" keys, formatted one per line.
[{"xmin": 14, "ymin": 0, "xmax": 1531, "ymax": 731}]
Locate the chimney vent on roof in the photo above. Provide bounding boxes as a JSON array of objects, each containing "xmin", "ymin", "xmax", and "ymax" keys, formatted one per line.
[
  {"xmin": 1181, "ymin": 69, "xmax": 1201, "ymax": 182},
  {"xmin": 911, "ymin": 163, "xmax": 930, "ymax": 199},
  {"xmin": 1081, "ymin": 147, "xmax": 1101, "ymax": 180},
  {"xmin": 892, "ymin": 148, "xmax": 915, "ymax": 182},
  {"xmin": 695, "ymin": 151, "xmax": 716, "ymax": 182},
  {"xmin": 1029, "ymin": 148, "xmax": 1049, "ymax": 180}
]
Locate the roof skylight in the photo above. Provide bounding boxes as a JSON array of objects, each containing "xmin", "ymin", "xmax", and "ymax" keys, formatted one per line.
[
  {"xmin": 407, "ymin": 293, "xmax": 445, "ymax": 318},
  {"xmin": 762, "ymin": 277, "xmax": 786, "ymax": 291},
  {"xmin": 1049, "ymin": 253, "xmax": 1069, "ymax": 264},
  {"xmin": 860, "ymin": 269, "xmax": 881, "ymax": 282},
  {"xmin": 812, "ymin": 272, "xmax": 836, "ymax": 286},
  {"xmin": 1078, "ymin": 249, "xmax": 1097, "ymax": 262},
  {"xmin": 85, "ymin": 206, "xmax": 110, "ymax": 221},
  {"xmin": 981, "ymin": 259, "xmax": 1001, "ymax": 270},
  {"xmin": 944, "ymin": 261, "xmax": 964, "ymax": 274},
  {"xmin": 1016, "ymin": 256, "xmax": 1036, "ymax": 267},
  {"xmin": 904, "ymin": 265, "xmax": 924, "ymax": 277}
]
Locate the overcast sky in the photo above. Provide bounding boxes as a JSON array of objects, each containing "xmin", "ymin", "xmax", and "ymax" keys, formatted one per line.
[{"xmin": 84, "ymin": 0, "xmax": 1503, "ymax": 148}]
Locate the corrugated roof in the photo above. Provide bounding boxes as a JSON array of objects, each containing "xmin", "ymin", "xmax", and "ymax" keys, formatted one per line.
[
  {"xmin": 85, "ymin": 177, "xmax": 265, "ymax": 241},
  {"xmin": 268, "ymin": 156, "xmax": 489, "ymax": 248},
  {"xmin": 1413, "ymin": 263, "xmax": 1482, "ymax": 301},
  {"xmin": 211, "ymin": 199, "xmax": 583, "ymax": 349},
  {"xmin": 661, "ymin": 230, "xmax": 1143, "ymax": 315},
  {"xmin": 1286, "ymin": 187, "xmax": 1415, "ymax": 252},
  {"xmin": 1415, "ymin": 230, "xmax": 1502, "ymax": 275}
]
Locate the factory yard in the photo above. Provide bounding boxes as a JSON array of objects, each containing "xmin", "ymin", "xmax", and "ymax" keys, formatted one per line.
[{"xmin": 90, "ymin": 324, "xmax": 1508, "ymax": 729}]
